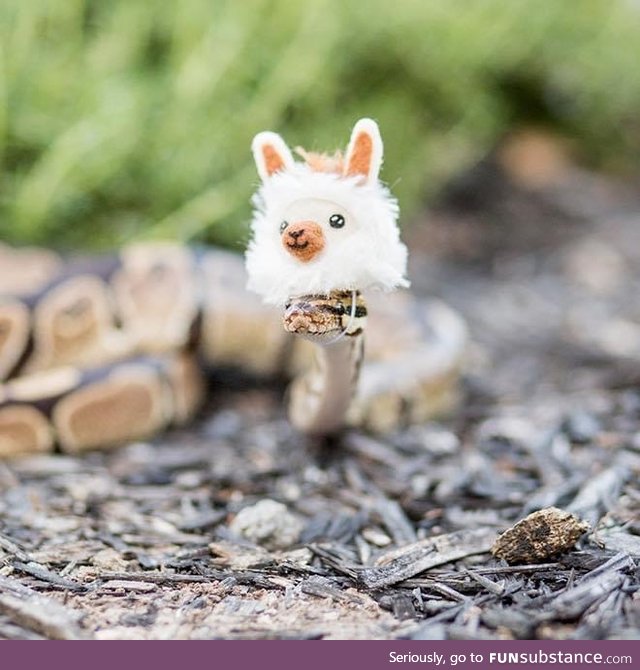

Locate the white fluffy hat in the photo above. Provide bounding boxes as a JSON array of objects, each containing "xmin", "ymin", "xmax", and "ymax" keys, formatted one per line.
[{"xmin": 245, "ymin": 118, "xmax": 408, "ymax": 306}]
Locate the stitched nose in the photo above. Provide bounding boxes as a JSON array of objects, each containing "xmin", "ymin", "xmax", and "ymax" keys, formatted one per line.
[{"xmin": 282, "ymin": 221, "xmax": 325, "ymax": 262}]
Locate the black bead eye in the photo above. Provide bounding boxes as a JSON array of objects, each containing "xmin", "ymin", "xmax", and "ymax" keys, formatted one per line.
[
  {"xmin": 280, "ymin": 221, "xmax": 289, "ymax": 233},
  {"xmin": 329, "ymin": 214, "xmax": 345, "ymax": 229}
]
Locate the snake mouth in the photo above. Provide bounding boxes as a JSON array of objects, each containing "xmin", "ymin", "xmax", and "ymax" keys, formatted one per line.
[{"xmin": 284, "ymin": 299, "xmax": 340, "ymax": 337}]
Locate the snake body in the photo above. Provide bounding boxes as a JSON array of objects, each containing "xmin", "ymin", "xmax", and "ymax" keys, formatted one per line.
[
  {"xmin": 283, "ymin": 290, "xmax": 367, "ymax": 435},
  {"xmin": 0, "ymin": 241, "xmax": 465, "ymax": 457}
]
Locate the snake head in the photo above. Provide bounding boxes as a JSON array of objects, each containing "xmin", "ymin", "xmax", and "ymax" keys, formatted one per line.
[
  {"xmin": 283, "ymin": 291, "xmax": 366, "ymax": 344},
  {"xmin": 283, "ymin": 297, "xmax": 340, "ymax": 338}
]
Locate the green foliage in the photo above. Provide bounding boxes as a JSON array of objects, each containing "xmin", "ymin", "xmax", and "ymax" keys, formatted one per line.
[{"xmin": 1, "ymin": 0, "xmax": 640, "ymax": 250}]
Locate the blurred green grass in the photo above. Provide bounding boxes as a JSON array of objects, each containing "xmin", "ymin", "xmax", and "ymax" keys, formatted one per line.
[{"xmin": 1, "ymin": 0, "xmax": 640, "ymax": 251}]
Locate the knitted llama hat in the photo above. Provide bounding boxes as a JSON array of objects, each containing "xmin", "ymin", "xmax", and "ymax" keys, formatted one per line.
[{"xmin": 245, "ymin": 118, "xmax": 408, "ymax": 306}]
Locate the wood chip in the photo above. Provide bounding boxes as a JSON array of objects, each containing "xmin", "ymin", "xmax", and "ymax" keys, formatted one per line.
[
  {"xmin": 100, "ymin": 580, "xmax": 158, "ymax": 592},
  {"xmin": 12, "ymin": 561, "xmax": 85, "ymax": 591},
  {"xmin": 373, "ymin": 497, "xmax": 417, "ymax": 546},
  {"xmin": 534, "ymin": 553, "xmax": 634, "ymax": 622},
  {"xmin": 491, "ymin": 507, "xmax": 589, "ymax": 564},
  {"xmin": 360, "ymin": 528, "xmax": 496, "ymax": 589},
  {"xmin": 567, "ymin": 464, "xmax": 629, "ymax": 526},
  {"xmin": 0, "ymin": 532, "xmax": 31, "ymax": 562},
  {"xmin": 596, "ymin": 528, "xmax": 640, "ymax": 556},
  {"xmin": 0, "ymin": 577, "xmax": 87, "ymax": 639}
]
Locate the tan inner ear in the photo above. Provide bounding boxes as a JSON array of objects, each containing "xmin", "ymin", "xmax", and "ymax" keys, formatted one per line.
[
  {"xmin": 346, "ymin": 132, "xmax": 373, "ymax": 178},
  {"xmin": 262, "ymin": 144, "xmax": 287, "ymax": 176}
]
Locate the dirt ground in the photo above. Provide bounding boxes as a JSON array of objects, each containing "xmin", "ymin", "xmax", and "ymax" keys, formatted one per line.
[{"xmin": 1, "ymin": 134, "xmax": 639, "ymax": 639}]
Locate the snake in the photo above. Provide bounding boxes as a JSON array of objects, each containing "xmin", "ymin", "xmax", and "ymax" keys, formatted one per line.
[{"xmin": 0, "ymin": 121, "xmax": 467, "ymax": 458}]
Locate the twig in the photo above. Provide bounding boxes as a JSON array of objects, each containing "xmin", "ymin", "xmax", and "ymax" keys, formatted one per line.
[{"xmin": 11, "ymin": 561, "xmax": 85, "ymax": 591}]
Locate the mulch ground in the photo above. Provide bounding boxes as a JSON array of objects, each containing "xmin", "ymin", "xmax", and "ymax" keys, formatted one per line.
[{"xmin": 1, "ymin": 137, "xmax": 639, "ymax": 639}]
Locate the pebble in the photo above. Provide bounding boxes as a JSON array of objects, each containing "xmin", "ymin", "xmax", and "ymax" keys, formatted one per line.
[
  {"xmin": 562, "ymin": 411, "xmax": 600, "ymax": 444},
  {"xmin": 229, "ymin": 499, "xmax": 303, "ymax": 550},
  {"xmin": 475, "ymin": 416, "xmax": 537, "ymax": 449},
  {"xmin": 403, "ymin": 425, "xmax": 460, "ymax": 456}
]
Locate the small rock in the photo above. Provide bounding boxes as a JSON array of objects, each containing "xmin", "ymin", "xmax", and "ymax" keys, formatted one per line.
[
  {"xmin": 229, "ymin": 499, "xmax": 303, "ymax": 550},
  {"xmin": 476, "ymin": 416, "xmax": 537, "ymax": 450},
  {"xmin": 403, "ymin": 425, "xmax": 460, "ymax": 456},
  {"xmin": 563, "ymin": 238, "xmax": 625, "ymax": 294},
  {"xmin": 362, "ymin": 527, "xmax": 393, "ymax": 547},
  {"xmin": 562, "ymin": 411, "xmax": 600, "ymax": 444},
  {"xmin": 492, "ymin": 507, "xmax": 590, "ymax": 564}
]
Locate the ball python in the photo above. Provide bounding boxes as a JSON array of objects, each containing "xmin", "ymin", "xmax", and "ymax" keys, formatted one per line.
[
  {"xmin": 245, "ymin": 118, "xmax": 410, "ymax": 436},
  {"xmin": 0, "ymin": 122, "xmax": 467, "ymax": 458}
]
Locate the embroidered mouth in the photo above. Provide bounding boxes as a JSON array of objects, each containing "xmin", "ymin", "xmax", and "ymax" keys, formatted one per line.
[{"xmin": 286, "ymin": 240, "xmax": 309, "ymax": 250}]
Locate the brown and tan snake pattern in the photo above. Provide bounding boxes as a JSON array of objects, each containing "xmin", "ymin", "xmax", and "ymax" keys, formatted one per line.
[{"xmin": 0, "ymin": 241, "xmax": 466, "ymax": 457}]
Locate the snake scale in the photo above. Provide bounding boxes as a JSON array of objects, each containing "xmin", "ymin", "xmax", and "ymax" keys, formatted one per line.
[{"xmin": 0, "ymin": 121, "xmax": 467, "ymax": 458}]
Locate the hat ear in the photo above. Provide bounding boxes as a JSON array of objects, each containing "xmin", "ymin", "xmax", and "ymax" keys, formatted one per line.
[
  {"xmin": 252, "ymin": 131, "xmax": 294, "ymax": 181},
  {"xmin": 343, "ymin": 118, "xmax": 383, "ymax": 185}
]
